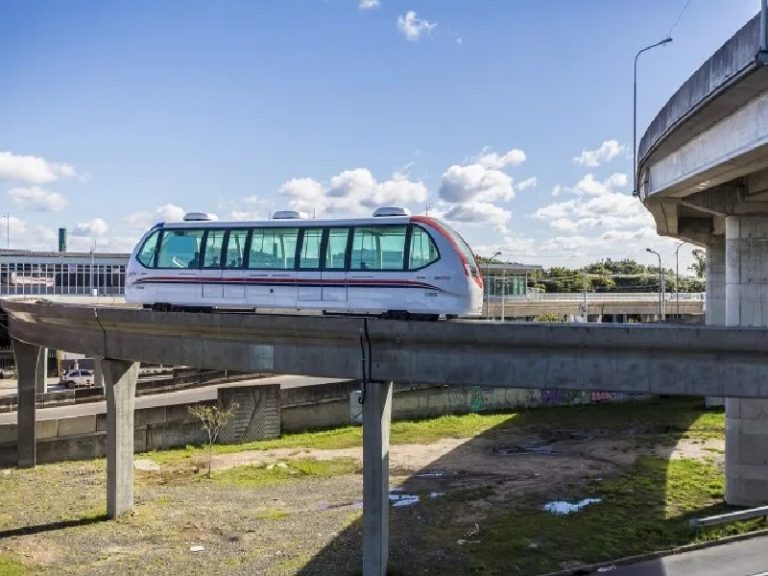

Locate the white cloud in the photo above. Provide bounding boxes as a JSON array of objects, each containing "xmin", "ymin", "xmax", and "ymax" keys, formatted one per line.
[
  {"xmin": 0, "ymin": 151, "xmax": 79, "ymax": 184},
  {"xmin": 573, "ymin": 172, "xmax": 628, "ymax": 196},
  {"xmin": 2, "ymin": 217, "xmax": 57, "ymax": 251},
  {"xmin": 573, "ymin": 140, "xmax": 625, "ymax": 168},
  {"xmin": 439, "ymin": 164, "xmax": 514, "ymax": 203},
  {"xmin": 551, "ymin": 184, "xmax": 563, "ymax": 197},
  {"xmin": 477, "ymin": 148, "xmax": 526, "ymax": 169},
  {"xmin": 125, "ymin": 203, "xmax": 187, "ymax": 229},
  {"xmin": 72, "ymin": 218, "xmax": 109, "ymax": 238},
  {"xmin": 359, "ymin": 0, "xmax": 379, "ymax": 9},
  {"xmin": 280, "ymin": 169, "xmax": 427, "ymax": 216},
  {"xmin": 7, "ymin": 186, "xmax": 67, "ymax": 212},
  {"xmin": 439, "ymin": 200, "xmax": 511, "ymax": 233},
  {"xmin": 516, "ymin": 177, "xmax": 537, "ymax": 192},
  {"xmin": 397, "ymin": 11, "xmax": 436, "ymax": 41}
]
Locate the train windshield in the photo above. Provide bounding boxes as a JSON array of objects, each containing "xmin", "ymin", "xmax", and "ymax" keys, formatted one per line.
[{"xmin": 437, "ymin": 220, "xmax": 479, "ymax": 277}]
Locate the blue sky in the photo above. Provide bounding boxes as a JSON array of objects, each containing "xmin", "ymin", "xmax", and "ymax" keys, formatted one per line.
[{"xmin": 0, "ymin": 0, "xmax": 760, "ymax": 269}]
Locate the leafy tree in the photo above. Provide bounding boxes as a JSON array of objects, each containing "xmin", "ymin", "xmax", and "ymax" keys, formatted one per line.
[{"xmin": 690, "ymin": 249, "xmax": 706, "ymax": 279}]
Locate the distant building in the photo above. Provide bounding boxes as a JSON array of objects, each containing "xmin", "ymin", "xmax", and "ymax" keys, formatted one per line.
[
  {"xmin": 481, "ymin": 262, "xmax": 542, "ymax": 298},
  {"xmin": 0, "ymin": 249, "xmax": 130, "ymax": 297}
]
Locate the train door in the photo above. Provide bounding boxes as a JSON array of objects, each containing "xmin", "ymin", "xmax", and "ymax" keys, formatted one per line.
[
  {"xmin": 297, "ymin": 228, "xmax": 323, "ymax": 304},
  {"xmin": 322, "ymin": 227, "xmax": 349, "ymax": 305},
  {"xmin": 154, "ymin": 229, "xmax": 205, "ymax": 303},
  {"xmin": 221, "ymin": 229, "xmax": 248, "ymax": 304},
  {"xmin": 200, "ymin": 230, "xmax": 225, "ymax": 301}
]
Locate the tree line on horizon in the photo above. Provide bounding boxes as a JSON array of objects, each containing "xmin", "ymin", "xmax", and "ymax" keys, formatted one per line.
[{"xmin": 478, "ymin": 250, "xmax": 706, "ymax": 294}]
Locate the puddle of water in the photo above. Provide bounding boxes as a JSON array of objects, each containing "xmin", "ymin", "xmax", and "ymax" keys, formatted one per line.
[
  {"xmin": 389, "ymin": 491, "xmax": 420, "ymax": 507},
  {"xmin": 542, "ymin": 498, "xmax": 601, "ymax": 516}
]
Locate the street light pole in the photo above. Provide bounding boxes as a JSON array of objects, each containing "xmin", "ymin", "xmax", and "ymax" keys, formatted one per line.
[
  {"xmin": 675, "ymin": 241, "xmax": 688, "ymax": 317},
  {"xmin": 646, "ymin": 248, "xmax": 664, "ymax": 321},
  {"xmin": 633, "ymin": 37, "xmax": 673, "ymax": 197},
  {"xmin": 485, "ymin": 251, "xmax": 502, "ymax": 319}
]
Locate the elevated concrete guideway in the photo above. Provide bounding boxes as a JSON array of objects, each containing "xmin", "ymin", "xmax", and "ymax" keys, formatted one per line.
[{"xmin": 1, "ymin": 299, "xmax": 762, "ymax": 397}]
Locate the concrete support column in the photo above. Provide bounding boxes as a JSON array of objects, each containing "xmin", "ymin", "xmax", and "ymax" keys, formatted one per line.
[
  {"xmin": 35, "ymin": 348, "xmax": 48, "ymax": 395},
  {"xmin": 93, "ymin": 357, "xmax": 104, "ymax": 389},
  {"xmin": 363, "ymin": 381, "xmax": 393, "ymax": 576},
  {"xmin": 705, "ymin": 238, "xmax": 725, "ymax": 408},
  {"xmin": 11, "ymin": 339, "xmax": 41, "ymax": 468},
  {"xmin": 725, "ymin": 216, "xmax": 768, "ymax": 505},
  {"xmin": 104, "ymin": 359, "xmax": 139, "ymax": 518}
]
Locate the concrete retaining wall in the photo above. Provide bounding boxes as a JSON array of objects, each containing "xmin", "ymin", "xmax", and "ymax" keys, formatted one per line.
[{"xmin": 0, "ymin": 382, "xmax": 648, "ymax": 466}]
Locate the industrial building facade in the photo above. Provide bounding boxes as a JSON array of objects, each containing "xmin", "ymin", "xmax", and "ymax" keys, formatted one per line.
[{"xmin": 0, "ymin": 249, "xmax": 130, "ymax": 297}]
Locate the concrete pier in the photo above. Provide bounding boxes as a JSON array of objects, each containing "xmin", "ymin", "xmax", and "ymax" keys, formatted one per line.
[
  {"xmin": 35, "ymin": 348, "xmax": 48, "ymax": 395},
  {"xmin": 104, "ymin": 359, "xmax": 139, "ymax": 518},
  {"xmin": 705, "ymin": 239, "xmax": 726, "ymax": 408},
  {"xmin": 725, "ymin": 217, "xmax": 768, "ymax": 505},
  {"xmin": 363, "ymin": 381, "xmax": 393, "ymax": 576},
  {"xmin": 11, "ymin": 339, "xmax": 41, "ymax": 468}
]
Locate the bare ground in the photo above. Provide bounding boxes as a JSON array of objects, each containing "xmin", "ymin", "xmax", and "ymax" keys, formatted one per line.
[{"xmin": 0, "ymin": 424, "xmax": 725, "ymax": 576}]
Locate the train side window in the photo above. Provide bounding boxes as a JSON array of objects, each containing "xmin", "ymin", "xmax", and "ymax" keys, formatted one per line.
[
  {"xmin": 249, "ymin": 228, "xmax": 299, "ymax": 269},
  {"xmin": 202, "ymin": 231, "xmax": 226, "ymax": 268},
  {"xmin": 408, "ymin": 226, "xmax": 439, "ymax": 269},
  {"xmin": 224, "ymin": 229, "xmax": 248, "ymax": 269},
  {"xmin": 137, "ymin": 230, "xmax": 160, "ymax": 268},
  {"xmin": 298, "ymin": 228, "xmax": 323, "ymax": 270},
  {"xmin": 156, "ymin": 229, "xmax": 204, "ymax": 269},
  {"xmin": 351, "ymin": 226, "xmax": 406, "ymax": 271},
  {"xmin": 325, "ymin": 228, "xmax": 350, "ymax": 270}
]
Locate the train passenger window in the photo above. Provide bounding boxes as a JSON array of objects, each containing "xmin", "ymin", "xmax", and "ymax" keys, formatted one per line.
[
  {"xmin": 137, "ymin": 230, "xmax": 160, "ymax": 267},
  {"xmin": 351, "ymin": 226, "xmax": 406, "ymax": 271},
  {"xmin": 299, "ymin": 228, "xmax": 323, "ymax": 269},
  {"xmin": 224, "ymin": 229, "xmax": 248, "ymax": 269},
  {"xmin": 156, "ymin": 229, "xmax": 204, "ymax": 268},
  {"xmin": 408, "ymin": 226, "xmax": 439, "ymax": 269},
  {"xmin": 325, "ymin": 228, "xmax": 349, "ymax": 270},
  {"xmin": 202, "ymin": 231, "xmax": 226, "ymax": 268},
  {"xmin": 249, "ymin": 228, "xmax": 299, "ymax": 269}
]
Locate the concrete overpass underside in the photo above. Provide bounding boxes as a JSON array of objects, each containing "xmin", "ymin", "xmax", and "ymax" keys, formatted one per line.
[{"xmin": 640, "ymin": 10, "xmax": 768, "ymax": 508}]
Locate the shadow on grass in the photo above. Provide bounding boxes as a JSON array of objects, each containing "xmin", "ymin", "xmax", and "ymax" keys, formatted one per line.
[
  {"xmin": 0, "ymin": 514, "xmax": 109, "ymax": 538},
  {"xmin": 295, "ymin": 395, "xmax": 732, "ymax": 576}
]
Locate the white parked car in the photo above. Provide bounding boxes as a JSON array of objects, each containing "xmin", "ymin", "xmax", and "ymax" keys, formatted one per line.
[{"xmin": 59, "ymin": 369, "xmax": 95, "ymax": 389}]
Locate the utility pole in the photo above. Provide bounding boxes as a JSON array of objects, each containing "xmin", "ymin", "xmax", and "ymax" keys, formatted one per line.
[{"xmin": 500, "ymin": 267, "xmax": 506, "ymax": 322}]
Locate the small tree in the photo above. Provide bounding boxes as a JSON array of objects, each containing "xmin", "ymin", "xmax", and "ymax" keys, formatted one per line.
[
  {"xmin": 188, "ymin": 402, "xmax": 236, "ymax": 477},
  {"xmin": 690, "ymin": 248, "xmax": 706, "ymax": 279}
]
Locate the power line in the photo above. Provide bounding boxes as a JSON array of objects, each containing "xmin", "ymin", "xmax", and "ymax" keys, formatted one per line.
[{"xmin": 667, "ymin": 0, "xmax": 693, "ymax": 37}]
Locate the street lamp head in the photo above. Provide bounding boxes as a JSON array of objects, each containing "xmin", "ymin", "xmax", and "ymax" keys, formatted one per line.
[
  {"xmin": 645, "ymin": 248, "xmax": 653, "ymax": 253},
  {"xmin": 661, "ymin": 36, "xmax": 673, "ymax": 45}
]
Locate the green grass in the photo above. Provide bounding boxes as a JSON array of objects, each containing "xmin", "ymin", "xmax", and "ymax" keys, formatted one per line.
[
  {"xmin": 0, "ymin": 554, "xmax": 27, "ymax": 576},
  {"xmin": 463, "ymin": 456, "xmax": 760, "ymax": 576},
  {"xmin": 209, "ymin": 457, "xmax": 359, "ymax": 488},
  {"xmin": 142, "ymin": 397, "xmax": 722, "ymax": 469}
]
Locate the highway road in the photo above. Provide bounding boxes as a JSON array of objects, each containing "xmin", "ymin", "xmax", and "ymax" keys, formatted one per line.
[
  {"xmin": 605, "ymin": 535, "xmax": 768, "ymax": 576},
  {"xmin": 0, "ymin": 374, "xmax": 347, "ymax": 425}
]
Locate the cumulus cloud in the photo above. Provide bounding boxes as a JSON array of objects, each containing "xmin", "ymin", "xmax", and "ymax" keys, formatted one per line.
[
  {"xmin": 7, "ymin": 186, "xmax": 67, "ymax": 212},
  {"xmin": 397, "ymin": 11, "xmax": 436, "ymax": 41},
  {"xmin": 439, "ymin": 164, "xmax": 514, "ymax": 203},
  {"xmin": 359, "ymin": 0, "xmax": 379, "ymax": 9},
  {"xmin": 533, "ymin": 171, "xmax": 651, "ymax": 237},
  {"xmin": 72, "ymin": 218, "xmax": 109, "ymax": 237},
  {"xmin": 516, "ymin": 177, "xmax": 537, "ymax": 192},
  {"xmin": 477, "ymin": 148, "xmax": 526, "ymax": 169},
  {"xmin": 0, "ymin": 216, "xmax": 57, "ymax": 251},
  {"xmin": 280, "ymin": 169, "xmax": 427, "ymax": 216},
  {"xmin": 439, "ymin": 201, "xmax": 511, "ymax": 233},
  {"xmin": 125, "ymin": 203, "xmax": 187, "ymax": 228},
  {"xmin": 573, "ymin": 140, "xmax": 625, "ymax": 167},
  {"xmin": 0, "ymin": 151, "xmax": 79, "ymax": 184}
]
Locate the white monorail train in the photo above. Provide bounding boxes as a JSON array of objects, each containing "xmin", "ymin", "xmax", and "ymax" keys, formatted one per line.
[{"xmin": 125, "ymin": 207, "xmax": 483, "ymax": 319}]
